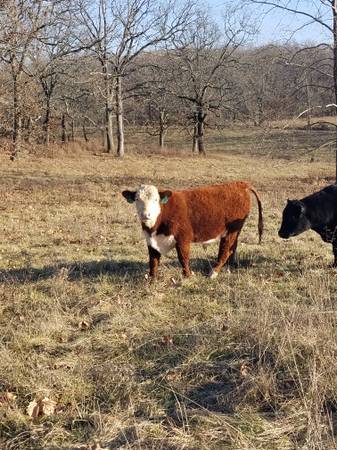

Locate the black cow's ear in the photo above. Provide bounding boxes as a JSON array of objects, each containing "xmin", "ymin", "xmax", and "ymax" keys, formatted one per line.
[
  {"xmin": 159, "ymin": 190, "xmax": 172, "ymax": 204},
  {"xmin": 122, "ymin": 190, "xmax": 136, "ymax": 203}
]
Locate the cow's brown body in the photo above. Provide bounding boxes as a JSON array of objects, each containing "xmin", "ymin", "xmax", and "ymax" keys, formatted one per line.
[{"xmin": 123, "ymin": 182, "xmax": 263, "ymax": 278}]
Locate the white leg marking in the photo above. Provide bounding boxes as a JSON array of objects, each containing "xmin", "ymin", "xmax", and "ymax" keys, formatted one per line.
[{"xmin": 209, "ymin": 269, "xmax": 218, "ymax": 279}]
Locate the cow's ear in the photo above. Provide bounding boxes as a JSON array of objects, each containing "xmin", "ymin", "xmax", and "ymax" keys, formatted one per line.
[
  {"xmin": 122, "ymin": 190, "xmax": 136, "ymax": 203},
  {"xmin": 159, "ymin": 190, "xmax": 172, "ymax": 204},
  {"xmin": 298, "ymin": 201, "xmax": 305, "ymax": 212},
  {"xmin": 293, "ymin": 200, "xmax": 305, "ymax": 214}
]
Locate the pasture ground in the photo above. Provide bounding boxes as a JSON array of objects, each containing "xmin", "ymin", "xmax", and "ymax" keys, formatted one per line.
[{"xmin": 1, "ymin": 126, "xmax": 337, "ymax": 449}]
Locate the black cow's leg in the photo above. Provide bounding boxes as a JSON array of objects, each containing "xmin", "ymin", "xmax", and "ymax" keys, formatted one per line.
[
  {"xmin": 148, "ymin": 246, "xmax": 161, "ymax": 277},
  {"xmin": 175, "ymin": 241, "xmax": 192, "ymax": 276},
  {"xmin": 332, "ymin": 239, "xmax": 337, "ymax": 267}
]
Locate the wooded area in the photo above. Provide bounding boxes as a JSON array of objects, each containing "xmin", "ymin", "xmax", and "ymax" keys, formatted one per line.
[{"xmin": 0, "ymin": 0, "xmax": 335, "ymax": 159}]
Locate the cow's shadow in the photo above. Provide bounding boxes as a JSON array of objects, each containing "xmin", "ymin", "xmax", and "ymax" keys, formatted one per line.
[
  {"xmin": 190, "ymin": 254, "xmax": 270, "ymax": 273},
  {"xmin": 0, "ymin": 259, "xmax": 148, "ymax": 283},
  {"xmin": 0, "ymin": 253, "xmax": 270, "ymax": 284}
]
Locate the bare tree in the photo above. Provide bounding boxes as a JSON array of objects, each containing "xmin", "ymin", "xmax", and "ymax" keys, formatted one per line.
[
  {"xmin": 74, "ymin": 0, "xmax": 116, "ymax": 152},
  {"xmin": 249, "ymin": 0, "xmax": 337, "ymax": 179},
  {"xmin": 26, "ymin": 20, "xmax": 76, "ymax": 146},
  {"xmin": 167, "ymin": 7, "xmax": 254, "ymax": 154},
  {"xmin": 113, "ymin": 0, "xmax": 194, "ymax": 156},
  {"xmin": 0, "ymin": 0, "xmax": 61, "ymax": 158}
]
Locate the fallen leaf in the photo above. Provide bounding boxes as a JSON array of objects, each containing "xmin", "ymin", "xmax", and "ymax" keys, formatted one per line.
[
  {"xmin": 0, "ymin": 392, "xmax": 17, "ymax": 405},
  {"xmin": 78, "ymin": 320, "xmax": 90, "ymax": 331},
  {"xmin": 240, "ymin": 362, "xmax": 251, "ymax": 378},
  {"xmin": 27, "ymin": 399, "xmax": 41, "ymax": 419},
  {"xmin": 41, "ymin": 397, "xmax": 57, "ymax": 416},
  {"xmin": 27, "ymin": 397, "xmax": 57, "ymax": 418}
]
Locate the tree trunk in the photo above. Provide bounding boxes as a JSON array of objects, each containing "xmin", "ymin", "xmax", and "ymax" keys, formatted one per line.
[
  {"xmin": 25, "ymin": 117, "xmax": 32, "ymax": 143},
  {"xmin": 333, "ymin": 0, "xmax": 337, "ymax": 182},
  {"xmin": 159, "ymin": 111, "xmax": 165, "ymax": 148},
  {"xmin": 197, "ymin": 106, "xmax": 206, "ymax": 155},
  {"xmin": 71, "ymin": 119, "xmax": 75, "ymax": 141},
  {"xmin": 12, "ymin": 74, "xmax": 21, "ymax": 158},
  {"xmin": 106, "ymin": 101, "xmax": 114, "ymax": 151},
  {"xmin": 44, "ymin": 97, "xmax": 51, "ymax": 146},
  {"xmin": 192, "ymin": 114, "xmax": 198, "ymax": 153},
  {"xmin": 61, "ymin": 114, "xmax": 66, "ymax": 143},
  {"xmin": 116, "ymin": 75, "xmax": 125, "ymax": 157},
  {"xmin": 82, "ymin": 122, "xmax": 88, "ymax": 142},
  {"xmin": 103, "ymin": 61, "xmax": 114, "ymax": 152},
  {"xmin": 305, "ymin": 77, "xmax": 311, "ymax": 130}
]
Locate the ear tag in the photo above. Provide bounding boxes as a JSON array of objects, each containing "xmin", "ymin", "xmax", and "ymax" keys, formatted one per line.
[
  {"xmin": 161, "ymin": 196, "xmax": 169, "ymax": 204},
  {"xmin": 127, "ymin": 198, "xmax": 135, "ymax": 204}
]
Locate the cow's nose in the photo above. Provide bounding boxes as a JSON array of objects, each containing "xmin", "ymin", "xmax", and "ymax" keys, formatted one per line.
[{"xmin": 278, "ymin": 230, "xmax": 288, "ymax": 239}]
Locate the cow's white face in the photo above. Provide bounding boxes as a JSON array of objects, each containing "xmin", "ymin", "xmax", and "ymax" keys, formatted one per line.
[{"xmin": 135, "ymin": 185, "xmax": 161, "ymax": 228}]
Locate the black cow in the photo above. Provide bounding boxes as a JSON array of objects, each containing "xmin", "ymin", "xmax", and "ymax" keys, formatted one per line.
[{"xmin": 278, "ymin": 185, "xmax": 337, "ymax": 266}]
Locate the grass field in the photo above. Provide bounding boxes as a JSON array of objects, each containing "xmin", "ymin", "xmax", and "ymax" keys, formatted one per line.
[{"xmin": 1, "ymin": 128, "xmax": 337, "ymax": 449}]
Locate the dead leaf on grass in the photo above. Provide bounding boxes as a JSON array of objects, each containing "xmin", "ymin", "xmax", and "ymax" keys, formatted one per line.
[
  {"xmin": 78, "ymin": 320, "xmax": 90, "ymax": 331},
  {"xmin": 27, "ymin": 397, "xmax": 57, "ymax": 418},
  {"xmin": 41, "ymin": 397, "xmax": 57, "ymax": 416},
  {"xmin": 27, "ymin": 399, "xmax": 41, "ymax": 419},
  {"xmin": 0, "ymin": 392, "xmax": 17, "ymax": 405},
  {"xmin": 240, "ymin": 362, "xmax": 252, "ymax": 378}
]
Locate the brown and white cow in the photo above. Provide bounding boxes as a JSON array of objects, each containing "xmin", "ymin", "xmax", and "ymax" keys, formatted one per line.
[{"xmin": 122, "ymin": 182, "xmax": 263, "ymax": 278}]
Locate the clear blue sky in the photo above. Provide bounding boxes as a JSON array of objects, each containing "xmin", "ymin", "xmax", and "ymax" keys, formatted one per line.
[{"xmin": 207, "ymin": 0, "xmax": 332, "ymax": 45}]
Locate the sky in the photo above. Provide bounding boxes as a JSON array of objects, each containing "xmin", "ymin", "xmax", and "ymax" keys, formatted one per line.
[{"xmin": 207, "ymin": 0, "xmax": 332, "ymax": 46}]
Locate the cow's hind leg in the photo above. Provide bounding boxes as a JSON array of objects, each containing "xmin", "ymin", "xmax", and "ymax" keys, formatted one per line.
[
  {"xmin": 227, "ymin": 237, "xmax": 238, "ymax": 267},
  {"xmin": 175, "ymin": 241, "xmax": 192, "ymax": 277},
  {"xmin": 210, "ymin": 232, "xmax": 240, "ymax": 279}
]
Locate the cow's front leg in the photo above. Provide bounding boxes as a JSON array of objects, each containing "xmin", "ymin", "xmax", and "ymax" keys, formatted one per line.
[
  {"xmin": 332, "ymin": 239, "xmax": 337, "ymax": 267},
  {"xmin": 148, "ymin": 245, "xmax": 161, "ymax": 277},
  {"xmin": 175, "ymin": 241, "xmax": 192, "ymax": 276}
]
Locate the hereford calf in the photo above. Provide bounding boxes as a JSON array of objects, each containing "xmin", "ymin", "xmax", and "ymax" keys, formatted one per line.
[
  {"xmin": 122, "ymin": 182, "xmax": 263, "ymax": 278},
  {"xmin": 279, "ymin": 184, "xmax": 337, "ymax": 266}
]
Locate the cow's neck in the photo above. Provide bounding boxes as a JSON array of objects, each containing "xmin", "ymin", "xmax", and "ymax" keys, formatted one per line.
[
  {"xmin": 303, "ymin": 198, "xmax": 330, "ymax": 228},
  {"xmin": 141, "ymin": 212, "xmax": 163, "ymax": 235}
]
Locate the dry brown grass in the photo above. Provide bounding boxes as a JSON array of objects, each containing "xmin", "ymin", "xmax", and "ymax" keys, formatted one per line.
[{"xmin": 1, "ymin": 132, "xmax": 337, "ymax": 449}]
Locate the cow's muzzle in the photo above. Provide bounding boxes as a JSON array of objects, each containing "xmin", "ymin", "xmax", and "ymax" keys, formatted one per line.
[{"xmin": 278, "ymin": 230, "xmax": 290, "ymax": 239}]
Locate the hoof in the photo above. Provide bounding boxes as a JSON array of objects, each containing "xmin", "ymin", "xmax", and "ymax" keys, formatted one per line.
[
  {"xmin": 183, "ymin": 270, "xmax": 194, "ymax": 277},
  {"xmin": 209, "ymin": 269, "xmax": 218, "ymax": 279}
]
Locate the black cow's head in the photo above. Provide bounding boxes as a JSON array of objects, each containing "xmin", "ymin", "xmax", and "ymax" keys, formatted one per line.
[{"xmin": 278, "ymin": 199, "xmax": 311, "ymax": 239}]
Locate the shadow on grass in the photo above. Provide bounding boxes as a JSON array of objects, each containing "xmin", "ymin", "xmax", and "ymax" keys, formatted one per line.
[
  {"xmin": 0, "ymin": 259, "xmax": 148, "ymax": 283},
  {"xmin": 190, "ymin": 254, "xmax": 271, "ymax": 273},
  {"xmin": 0, "ymin": 253, "xmax": 273, "ymax": 284}
]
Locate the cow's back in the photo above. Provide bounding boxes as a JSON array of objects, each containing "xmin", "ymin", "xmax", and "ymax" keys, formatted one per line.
[
  {"xmin": 173, "ymin": 182, "xmax": 251, "ymax": 242},
  {"xmin": 304, "ymin": 185, "xmax": 337, "ymax": 226}
]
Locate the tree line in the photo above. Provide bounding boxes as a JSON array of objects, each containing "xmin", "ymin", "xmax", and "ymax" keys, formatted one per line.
[{"xmin": 0, "ymin": 0, "xmax": 334, "ymax": 159}]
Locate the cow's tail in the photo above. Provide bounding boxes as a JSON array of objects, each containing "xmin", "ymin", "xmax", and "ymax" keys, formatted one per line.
[{"xmin": 249, "ymin": 186, "xmax": 263, "ymax": 244}]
